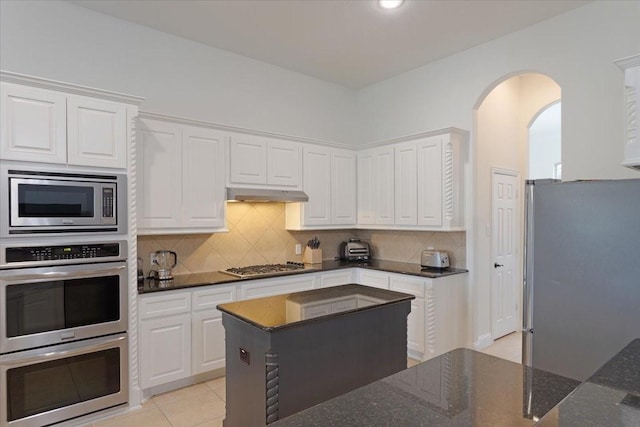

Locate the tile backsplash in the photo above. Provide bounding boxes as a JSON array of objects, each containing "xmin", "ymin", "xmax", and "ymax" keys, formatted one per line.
[{"xmin": 137, "ymin": 203, "xmax": 466, "ymax": 276}]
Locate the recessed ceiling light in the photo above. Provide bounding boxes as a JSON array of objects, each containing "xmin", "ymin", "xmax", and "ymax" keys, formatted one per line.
[{"xmin": 378, "ymin": 0, "xmax": 404, "ymax": 10}]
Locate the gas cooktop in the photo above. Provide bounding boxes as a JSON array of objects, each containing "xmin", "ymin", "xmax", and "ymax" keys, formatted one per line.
[{"xmin": 221, "ymin": 262, "xmax": 307, "ymax": 278}]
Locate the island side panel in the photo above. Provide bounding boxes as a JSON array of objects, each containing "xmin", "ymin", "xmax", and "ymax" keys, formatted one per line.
[
  {"xmin": 222, "ymin": 314, "xmax": 272, "ymax": 427},
  {"xmin": 272, "ymin": 301, "xmax": 411, "ymax": 420}
]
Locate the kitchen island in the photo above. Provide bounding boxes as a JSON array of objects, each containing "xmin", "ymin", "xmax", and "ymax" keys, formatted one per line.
[
  {"xmin": 271, "ymin": 339, "xmax": 640, "ymax": 426},
  {"xmin": 217, "ymin": 284, "xmax": 414, "ymax": 427}
]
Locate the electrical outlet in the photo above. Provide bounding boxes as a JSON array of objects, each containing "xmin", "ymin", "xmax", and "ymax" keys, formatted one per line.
[{"xmin": 295, "ymin": 244, "xmax": 302, "ymax": 255}]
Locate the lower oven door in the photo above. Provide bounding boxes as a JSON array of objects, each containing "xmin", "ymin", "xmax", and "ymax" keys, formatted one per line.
[
  {"xmin": 0, "ymin": 261, "xmax": 127, "ymax": 354},
  {"xmin": 0, "ymin": 333, "xmax": 128, "ymax": 427}
]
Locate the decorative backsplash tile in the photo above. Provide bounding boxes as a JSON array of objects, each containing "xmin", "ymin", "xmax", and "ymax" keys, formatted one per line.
[{"xmin": 137, "ymin": 203, "xmax": 466, "ymax": 276}]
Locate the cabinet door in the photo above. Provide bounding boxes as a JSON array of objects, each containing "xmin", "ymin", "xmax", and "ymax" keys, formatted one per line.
[
  {"xmin": 417, "ymin": 137, "xmax": 443, "ymax": 226},
  {"xmin": 137, "ymin": 119, "xmax": 183, "ymax": 229},
  {"xmin": 302, "ymin": 146, "xmax": 331, "ymax": 225},
  {"xmin": 192, "ymin": 310, "xmax": 226, "ymax": 374},
  {"xmin": 192, "ymin": 286, "xmax": 236, "ymax": 374},
  {"xmin": 139, "ymin": 313, "xmax": 191, "ymax": 389},
  {"xmin": 357, "ymin": 150, "xmax": 375, "ymax": 225},
  {"xmin": 229, "ymin": 134, "xmax": 267, "ymax": 185},
  {"xmin": 182, "ymin": 126, "xmax": 226, "ymax": 228},
  {"xmin": 331, "ymin": 149, "xmax": 357, "ymax": 225},
  {"xmin": 395, "ymin": 142, "xmax": 418, "ymax": 225},
  {"xmin": 267, "ymin": 138, "xmax": 300, "ymax": 187},
  {"xmin": 0, "ymin": 82, "xmax": 67, "ymax": 164},
  {"xmin": 375, "ymin": 147, "xmax": 395, "ymax": 225},
  {"xmin": 67, "ymin": 95, "xmax": 127, "ymax": 168}
]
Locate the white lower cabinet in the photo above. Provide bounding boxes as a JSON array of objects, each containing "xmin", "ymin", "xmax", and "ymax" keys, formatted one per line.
[
  {"xmin": 139, "ymin": 291, "xmax": 192, "ymax": 389},
  {"xmin": 192, "ymin": 285, "xmax": 236, "ymax": 375},
  {"xmin": 138, "ymin": 269, "xmax": 467, "ymax": 391}
]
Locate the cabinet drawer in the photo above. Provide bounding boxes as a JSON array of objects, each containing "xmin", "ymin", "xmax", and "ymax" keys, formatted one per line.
[
  {"xmin": 139, "ymin": 291, "xmax": 191, "ymax": 319},
  {"xmin": 241, "ymin": 276, "xmax": 316, "ymax": 300},
  {"xmin": 320, "ymin": 270, "xmax": 354, "ymax": 288},
  {"xmin": 389, "ymin": 275, "xmax": 426, "ymax": 298},
  {"xmin": 192, "ymin": 286, "xmax": 236, "ymax": 311},
  {"xmin": 358, "ymin": 270, "xmax": 389, "ymax": 289}
]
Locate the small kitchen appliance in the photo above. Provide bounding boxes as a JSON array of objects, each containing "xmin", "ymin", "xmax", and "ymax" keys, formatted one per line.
[
  {"xmin": 339, "ymin": 239, "xmax": 371, "ymax": 261},
  {"xmin": 150, "ymin": 250, "xmax": 178, "ymax": 281},
  {"xmin": 421, "ymin": 250, "xmax": 450, "ymax": 269}
]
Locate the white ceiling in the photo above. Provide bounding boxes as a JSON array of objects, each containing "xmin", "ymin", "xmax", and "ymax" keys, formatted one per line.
[{"xmin": 69, "ymin": 0, "xmax": 590, "ymax": 89}]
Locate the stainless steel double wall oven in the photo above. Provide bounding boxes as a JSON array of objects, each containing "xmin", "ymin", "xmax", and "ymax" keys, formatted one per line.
[{"xmin": 0, "ymin": 166, "xmax": 130, "ymax": 427}]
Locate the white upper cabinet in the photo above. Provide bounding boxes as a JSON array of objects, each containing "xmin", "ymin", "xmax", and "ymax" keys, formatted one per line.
[
  {"xmin": 182, "ymin": 126, "xmax": 226, "ymax": 228},
  {"xmin": 286, "ymin": 145, "xmax": 356, "ymax": 229},
  {"xmin": 1, "ymin": 83, "xmax": 67, "ymax": 164},
  {"xmin": 138, "ymin": 120, "xmax": 183, "ymax": 229},
  {"xmin": 357, "ymin": 146, "xmax": 395, "ymax": 226},
  {"xmin": 615, "ymin": 54, "xmax": 640, "ymax": 170},
  {"xmin": 229, "ymin": 134, "xmax": 301, "ymax": 188},
  {"xmin": 417, "ymin": 136, "xmax": 443, "ymax": 227},
  {"xmin": 301, "ymin": 145, "xmax": 331, "ymax": 225},
  {"xmin": 1, "ymin": 79, "xmax": 136, "ymax": 169},
  {"xmin": 331, "ymin": 149, "xmax": 357, "ymax": 225},
  {"xmin": 67, "ymin": 95, "xmax": 127, "ymax": 168},
  {"xmin": 268, "ymin": 138, "xmax": 301, "ymax": 187},
  {"xmin": 356, "ymin": 130, "xmax": 466, "ymax": 231},
  {"xmin": 394, "ymin": 142, "xmax": 418, "ymax": 225},
  {"xmin": 137, "ymin": 117, "xmax": 226, "ymax": 234}
]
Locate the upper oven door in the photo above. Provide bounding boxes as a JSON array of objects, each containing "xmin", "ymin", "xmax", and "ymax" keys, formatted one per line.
[{"xmin": 0, "ymin": 262, "xmax": 128, "ymax": 354}]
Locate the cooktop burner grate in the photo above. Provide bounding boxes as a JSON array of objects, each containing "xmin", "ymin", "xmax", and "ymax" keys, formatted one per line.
[{"xmin": 221, "ymin": 262, "xmax": 306, "ymax": 278}]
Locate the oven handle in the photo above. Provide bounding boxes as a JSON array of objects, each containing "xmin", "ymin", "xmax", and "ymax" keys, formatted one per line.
[
  {"xmin": 0, "ymin": 334, "xmax": 127, "ymax": 366},
  {"xmin": 0, "ymin": 263, "xmax": 127, "ymax": 282}
]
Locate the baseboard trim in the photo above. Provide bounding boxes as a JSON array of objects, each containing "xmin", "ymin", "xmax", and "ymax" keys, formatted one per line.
[{"xmin": 474, "ymin": 333, "xmax": 493, "ymax": 350}]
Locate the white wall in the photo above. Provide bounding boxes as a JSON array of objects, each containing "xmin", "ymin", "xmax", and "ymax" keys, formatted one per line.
[
  {"xmin": 356, "ymin": 1, "xmax": 640, "ymax": 181},
  {"xmin": 473, "ymin": 74, "xmax": 560, "ymax": 346},
  {"xmin": 0, "ymin": 0, "xmax": 357, "ymax": 145},
  {"xmin": 529, "ymin": 103, "xmax": 562, "ymax": 180}
]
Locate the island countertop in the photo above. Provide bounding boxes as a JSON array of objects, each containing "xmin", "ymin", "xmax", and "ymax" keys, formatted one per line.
[
  {"xmin": 271, "ymin": 347, "xmax": 581, "ymax": 426},
  {"xmin": 217, "ymin": 284, "xmax": 414, "ymax": 331},
  {"xmin": 138, "ymin": 259, "xmax": 468, "ymax": 294},
  {"xmin": 272, "ymin": 339, "xmax": 640, "ymax": 426}
]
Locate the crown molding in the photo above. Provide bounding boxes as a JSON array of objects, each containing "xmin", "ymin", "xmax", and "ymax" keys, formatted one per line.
[
  {"xmin": 615, "ymin": 54, "xmax": 640, "ymax": 70},
  {"xmin": 1, "ymin": 70, "xmax": 145, "ymax": 105},
  {"xmin": 358, "ymin": 127, "xmax": 469, "ymax": 150},
  {"xmin": 138, "ymin": 110, "xmax": 354, "ymax": 149}
]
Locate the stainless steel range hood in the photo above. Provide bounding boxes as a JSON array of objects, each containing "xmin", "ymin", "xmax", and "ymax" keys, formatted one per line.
[{"xmin": 226, "ymin": 187, "xmax": 309, "ymax": 202}]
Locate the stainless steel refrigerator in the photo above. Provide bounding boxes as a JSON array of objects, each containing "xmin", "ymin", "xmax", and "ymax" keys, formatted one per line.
[{"xmin": 522, "ymin": 179, "xmax": 640, "ymax": 382}]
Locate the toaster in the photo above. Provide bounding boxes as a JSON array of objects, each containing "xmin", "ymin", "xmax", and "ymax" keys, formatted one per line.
[
  {"xmin": 339, "ymin": 239, "xmax": 371, "ymax": 261},
  {"xmin": 421, "ymin": 250, "xmax": 450, "ymax": 269}
]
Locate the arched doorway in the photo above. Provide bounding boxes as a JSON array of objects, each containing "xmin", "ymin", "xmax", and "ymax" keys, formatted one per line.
[{"xmin": 470, "ymin": 73, "xmax": 561, "ymax": 355}]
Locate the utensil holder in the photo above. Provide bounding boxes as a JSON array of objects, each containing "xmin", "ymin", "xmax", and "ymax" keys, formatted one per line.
[{"xmin": 302, "ymin": 248, "xmax": 322, "ymax": 264}]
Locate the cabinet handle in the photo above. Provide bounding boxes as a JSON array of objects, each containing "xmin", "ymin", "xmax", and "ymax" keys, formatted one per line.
[{"xmin": 494, "ymin": 263, "xmax": 504, "ymax": 268}]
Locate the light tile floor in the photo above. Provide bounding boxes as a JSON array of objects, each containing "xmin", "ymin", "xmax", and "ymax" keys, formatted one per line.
[
  {"xmin": 94, "ymin": 337, "xmax": 521, "ymax": 427},
  {"xmin": 478, "ymin": 330, "xmax": 523, "ymax": 364}
]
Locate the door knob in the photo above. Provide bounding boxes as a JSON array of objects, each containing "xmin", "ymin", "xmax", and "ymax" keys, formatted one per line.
[{"xmin": 494, "ymin": 263, "xmax": 504, "ymax": 268}]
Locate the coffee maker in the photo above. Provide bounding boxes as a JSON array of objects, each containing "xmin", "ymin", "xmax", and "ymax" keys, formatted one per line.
[{"xmin": 150, "ymin": 250, "xmax": 178, "ymax": 281}]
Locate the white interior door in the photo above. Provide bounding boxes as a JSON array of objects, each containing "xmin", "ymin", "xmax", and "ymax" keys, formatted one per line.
[{"xmin": 491, "ymin": 169, "xmax": 519, "ymax": 339}]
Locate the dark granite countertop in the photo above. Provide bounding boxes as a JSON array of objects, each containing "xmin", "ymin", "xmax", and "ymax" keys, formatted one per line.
[
  {"xmin": 138, "ymin": 259, "xmax": 468, "ymax": 294},
  {"xmin": 217, "ymin": 284, "xmax": 414, "ymax": 331},
  {"xmin": 537, "ymin": 338, "xmax": 640, "ymax": 426},
  {"xmin": 271, "ymin": 348, "xmax": 581, "ymax": 426}
]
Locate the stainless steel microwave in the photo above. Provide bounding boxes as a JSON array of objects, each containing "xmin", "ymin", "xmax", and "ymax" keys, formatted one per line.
[{"xmin": 1, "ymin": 166, "xmax": 127, "ymax": 236}]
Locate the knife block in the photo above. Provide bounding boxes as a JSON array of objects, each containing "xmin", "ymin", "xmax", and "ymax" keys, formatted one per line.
[{"xmin": 302, "ymin": 248, "xmax": 322, "ymax": 264}]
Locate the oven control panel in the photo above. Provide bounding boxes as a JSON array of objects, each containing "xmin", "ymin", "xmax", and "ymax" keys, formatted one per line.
[{"xmin": 5, "ymin": 243, "xmax": 121, "ymax": 263}]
